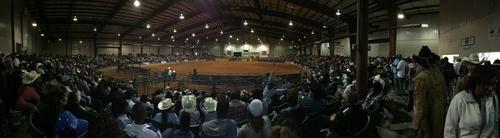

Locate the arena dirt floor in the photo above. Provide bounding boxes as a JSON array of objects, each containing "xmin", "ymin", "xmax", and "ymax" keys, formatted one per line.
[{"xmin": 102, "ymin": 61, "xmax": 305, "ymax": 95}]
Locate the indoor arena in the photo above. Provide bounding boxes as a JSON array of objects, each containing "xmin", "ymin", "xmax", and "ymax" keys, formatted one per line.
[{"xmin": 1, "ymin": 0, "xmax": 500, "ymax": 138}]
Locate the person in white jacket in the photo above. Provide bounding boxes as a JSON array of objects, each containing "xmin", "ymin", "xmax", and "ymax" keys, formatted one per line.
[{"xmin": 444, "ymin": 65, "xmax": 499, "ymax": 138}]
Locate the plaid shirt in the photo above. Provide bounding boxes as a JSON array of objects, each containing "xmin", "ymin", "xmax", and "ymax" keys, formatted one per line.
[{"xmin": 227, "ymin": 100, "xmax": 248, "ymax": 125}]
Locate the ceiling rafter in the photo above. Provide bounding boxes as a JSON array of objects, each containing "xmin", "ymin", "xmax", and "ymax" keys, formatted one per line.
[{"xmin": 93, "ymin": 0, "xmax": 128, "ymax": 38}]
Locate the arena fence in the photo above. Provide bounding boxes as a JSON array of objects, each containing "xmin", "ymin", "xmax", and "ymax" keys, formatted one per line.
[{"xmin": 108, "ymin": 66, "xmax": 301, "ymax": 95}]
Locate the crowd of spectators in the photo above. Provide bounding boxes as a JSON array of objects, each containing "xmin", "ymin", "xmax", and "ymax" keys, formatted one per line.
[{"xmin": 1, "ymin": 45, "xmax": 500, "ymax": 138}]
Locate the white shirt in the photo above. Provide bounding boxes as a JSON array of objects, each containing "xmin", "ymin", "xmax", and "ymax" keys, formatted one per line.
[
  {"xmin": 396, "ymin": 60, "xmax": 407, "ymax": 78},
  {"xmin": 444, "ymin": 91, "xmax": 499, "ymax": 138},
  {"xmin": 124, "ymin": 123, "xmax": 161, "ymax": 138}
]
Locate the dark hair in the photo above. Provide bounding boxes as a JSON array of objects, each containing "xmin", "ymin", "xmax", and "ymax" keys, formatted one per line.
[
  {"xmin": 131, "ymin": 102, "xmax": 146, "ymax": 123},
  {"xmin": 111, "ymin": 99, "xmax": 128, "ymax": 118},
  {"xmin": 87, "ymin": 113, "xmax": 124, "ymax": 138},
  {"xmin": 140, "ymin": 94, "xmax": 148, "ymax": 103},
  {"xmin": 216, "ymin": 99, "xmax": 230, "ymax": 119},
  {"xmin": 230, "ymin": 90, "xmax": 240, "ymax": 100},
  {"xmin": 178, "ymin": 111, "xmax": 191, "ymax": 130},
  {"xmin": 372, "ymin": 81, "xmax": 383, "ymax": 93},
  {"xmin": 467, "ymin": 65, "xmax": 497, "ymax": 92}
]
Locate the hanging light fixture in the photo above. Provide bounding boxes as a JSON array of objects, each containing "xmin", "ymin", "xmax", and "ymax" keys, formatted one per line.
[
  {"xmin": 171, "ymin": 35, "xmax": 174, "ymax": 39},
  {"xmin": 158, "ymin": 37, "xmax": 161, "ymax": 40},
  {"xmin": 133, "ymin": 0, "xmax": 140, "ymax": 7},
  {"xmin": 73, "ymin": 16, "xmax": 78, "ymax": 22},
  {"xmin": 173, "ymin": 28, "xmax": 177, "ymax": 33},
  {"xmin": 32, "ymin": 22, "xmax": 37, "ymax": 27},
  {"xmin": 236, "ymin": 38, "xmax": 239, "ymax": 41},
  {"xmin": 40, "ymin": 33, "xmax": 44, "ymax": 37},
  {"xmin": 323, "ymin": 25, "xmax": 327, "ymax": 29},
  {"xmin": 288, "ymin": 20, "xmax": 293, "ymax": 26},
  {"xmin": 243, "ymin": 20, "xmax": 248, "ymax": 26},
  {"xmin": 79, "ymin": 40, "xmax": 83, "ymax": 44},
  {"xmin": 58, "ymin": 38, "xmax": 62, "ymax": 41},
  {"xmin": 229, "ymin": 35, "xmax": 233, "ymax": 38},
  {"xmin": 192, "ymin": 33, "xmax": 196, "ymax": 37},
  {"xmin": 146, "ymin": 24, "xmax": 150, "ymax": 29},
  {"xmin": 220, "ymin": 30, "xmax": 224, "ymax": 34},
  {"xmin": 250, "ymin": 29, "xmax": 254, "ymax": 33},
  {"xmin": 311, "ymin": 31, "xmax": 315, "ymax": 35},
  {"xmin": 421, "ymin": 24, "xmax": 429, "ymax": 27},
  {"xmin": 397, "ymin": 13, "xmax": 405, "ymax": 19},
  {"xmin": 205, "ymin": 24, "xmax": 209, "ymax": 29},
  {"xmin": 336, "ymin": 10, "xmax": 341, "ymax": 16},
  {"xmin": 93, "ymin": 26, "xmax": 97, "ymax": 32},
  {"xmin": 117, "ymin": 33, "xmax": 121, "ymax": 37},
  {"xmin": 280, "ymin": 38, "xmax": 283, "ymax": 41},
  {"xmin": 179, "ymin": 13, "xmax": 185, "ymax": 20},
  {"xmin": 215, "ymin": 38, "xmax": 218, "ymax": 42},
  {"xmin": 186, "ymin": 37, "xmax": 189, "ymax": 41},
  {"xmin": 151, "ymin": 33, "xmax": 155, "ymax": 37}
]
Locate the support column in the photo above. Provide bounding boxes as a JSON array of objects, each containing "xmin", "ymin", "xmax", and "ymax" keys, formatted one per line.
[
  {"xmin": 356, "ymin": 0, "xmax": 369, "ymax": 99},
  {"xmin": 118, "ymin": 38, "xmax": 123, "ymax": 56},
  {"xmin": 65, "ymin": 38, "xmax": 69, "ymax": 55},
  {"xmin": 330, "ymin": 40, "xmax": 335, "ymax": 56},
  {"xmin": 140, "ymin": 41, "xmax": 144, "ymax": 55},
  {"xmin": 157, "ymin": 47, "xmax": 160, "ymax": 55},
  {"xmin": 93, "ymin": 37, "xmax": 97, "ymax": 56},
  {"xmin": 171, "ymin": 47, "xmax": 174, "ymax": 55},
  {"xmin": 11, "ymin": 0, "xmax": 15, "ymax": 53},
  {"xmin": 389, "ymin": 13, "xmax": 397, "ymax": 57},
  {"xmin": 317, "ymin": 44, "xmax": 321, "ymax": 56}
]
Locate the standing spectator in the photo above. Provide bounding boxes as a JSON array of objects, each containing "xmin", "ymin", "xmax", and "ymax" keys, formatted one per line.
[
  {"xmin": 444, "ymin": 65, "xmax": 499, "ymax": 138},
  {"xmin": 200, "ymin": 99, "xmax": 237, "ymax": 138},
  {"xmin": 163, "ymin": 111, "xmax": 195, "ymax": 138},
  {"xmin": 456, "ymin": 54, "xmax": 481, "ymax": 92},
  {"xmin": 227, "ymin": 91, "xmax": 248, "ymax": 126},
  {"xmin": 125, "ymin": 102, "xmax": 162, "ymax": 138},
  {"xmin": 396, "ymin": 57, "xmax": 408, "ymax": 94},
  {"xmin": 412, "ymin": 46, "xmax": 446, "ymax": 138},
  {"xmin": 237, "ymin": 99, "xmax": 271, "ymax": 138}
]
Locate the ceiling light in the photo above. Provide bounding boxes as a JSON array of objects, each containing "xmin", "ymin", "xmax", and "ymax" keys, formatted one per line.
[
  {"xmin": 32, "ymin": 22, "xmax": 37, "ymax": 27},
  {"xmin": 215, "ymin": 38, "xmax": 218, "ymax": 41},
  {"xmin": 40, "ymin": 33, "xmax": 44, "ymax": 37},
  {"xmin": 336, "ymin": 10, "xmax": 341, "ymax": 16},
  {"xmin": 73, "ymin": 16, "xmax": 78, "ymax": 22},
  {"xmin": 282, "ymin": 35, "xmax": 285, "ymax": 38},
  {"xmin": 220, "ymin": 30, "xmax": 223, "ymax": 34},
  {"xmin": 192, "ymin": 33, "xmax": 195, "ymax": 37},
  {"xmin": 93, "ymin": 27, "xmax": 97, "ymax": 32},
  {"xmin": 79, "ymin": 40, "xmax": 83, "ymax": 44},
  {"xmin": 158, "ymin": 37, "xmax": 161, "ymax": 40},
  {"xmin": 421, "ymin": 24, "xmax": 429, "ymax": 27},
  {"xmin": 117, "ymin": 33, "xmax": 121, "ymax": 37},
  {"xmin": 151, "ymin": 33, "xmax": 155, "ymax": 37},
  {"xmin": 186, "ymin": 38, "xmax": 189, "ymax": 41},
  {"xmin": 205, "ymin": 36, "xmax": 208, "ymax": 39},
  {"xmin": 257, "ymin": 38, "xmax": 260, "ymax": 41},
  {"xmin": 171, "ymin": 35, "xmax": 174, "ymax": 39},
  {"xmin": 58, "ymin": 38, "xmax": 62, "ymax": 41},
  {"xmin": 179, "ymin": 13, "xmax": 185, "ymax": 20},
  {"xmin": 289, "ymin": 20, "xmax": 293, "ymax": 26},
  {"xmin": 323, "ymin": 25, "xmax": 327, "ymax": 29},
  {"xmin": 236, "ymin": 38, "xmax": 239, "ymax": 41},
  {"xmin": 146, "ymin": 24, "xmax": 150, "ymax": 29},
  {"xmin": 311, "ymin": 31, "xmax": 315, "ymax": 34},
  {"xmin": 303, "ymin": 36, "xmax": 306, "ymax": 38},
  {"xmin": 397, "ymin": 13, "xmax": 405, "ymax": 19},
  {"xmin": 280, "ymin": 38, "xmax": 283, "ymax": 41},
  {"xmin": 133, "ymin": 0, "xmax": 140, "ymax": 7},
  {"xmin": 173, "ymin": 28, "xmax": 177, "ymax": 33},
  {"xmin": 243, "ymin": 20, "xmax": 248, "ymax": 26},
  {"xmin": 298, "ymin": 38, "xmax": 301, "ymax": 41},
  {"xmin": 250, "ymin": 29, "xmax": 254, "ymax": 33},
  {"xmin": 205, "ymin": 24, "xmax": 209, "ymax": 29},
  {"xmin": 139, "ymin": 36, "xmax": 142, "ymax": 39},
  {"xmin": 229, "ymin": 35, "xmax": 233, "ymax": 38},
  {"xmin": 172, "ymin": 39, "xmax": 175, "ymax": 42}
]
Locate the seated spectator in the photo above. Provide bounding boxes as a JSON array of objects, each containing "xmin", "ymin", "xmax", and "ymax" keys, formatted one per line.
[
  {"xmin": 237, "ymin": 99, "xmax": 271, "ymax": 138},
  {"xmin": 111, "ymin": 98, "xmax": 130, "ymax": 129},
  {"xmin": 328, "ymin": 86, "xmax": 370, "ymax": 137},
  {"xmin": 140, "ymin": 94, "xmax": 154, "ymax": 111},
  {"xmin": 66, "ymin": 90, "xmax": 96, "ymax": 121},
  {"xmin": 54, "ymin": 111, "xmax": 89, "ymax": 138},
  {"xmin": 163, "ymin": 111, "xmax": 195, "ymax": 138},
  {"xmin": 181, "ymin": 94, "xmax": 201, "ymax": 128},
  {"xmin": 227, "ymin": 91, "xmax": 248, "ymax": 126},
  {"xmin": 200, "ymin": 97, "xmax": 217, "ymax": 122},
  {"xmin": 15, "ymin": 71, "xmax": 41, "ymax": 112},
  {"xmin": 200, "ymin": 99, "xmax": 237, "ymax": 138},
  {"xmin": 269, "ymin": 125, "xmax": 298, "ymax": 138},
  {"xmin": 125, "ymin": 102, "xmax": 161, "ymax": 138},
  {"xmin": 153, "ymin": 98, "xmax": 180, "ymax": 132},
  {"xmin": 87, "ymin": 113, "xmax": 124, "ymax": 138}
]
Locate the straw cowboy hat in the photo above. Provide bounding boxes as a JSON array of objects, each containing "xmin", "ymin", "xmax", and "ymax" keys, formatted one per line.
[
  {"xmin": 22, "ymin": 71, "xmax": 41, "ymax": 84},
  {"xmin": 462, "ymin": 53, "xmax": 481, "ymax": 64},
  {"xmin": 182, "ymin": 94, "xmax": 197, "ymax": 112},
  {"xmin": 203, "ymin": 97, "xmax": 217, "ymax": 112},
  {"xmin": 158, "ymin": 98, "xmax": 175, "ymax": 110}
]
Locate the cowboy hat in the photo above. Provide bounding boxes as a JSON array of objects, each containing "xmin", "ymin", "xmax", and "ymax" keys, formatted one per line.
[
  {"xmin": 22, "ymin": 71, "xmax": 41, "ymax": 84},
  {"xmin": 158, "ymin": 98, "xmax": 175, "ymax": 110},
  {"xmin": 463, "ymin": 53, "xmax": 481, "ymax": 64},
  {"xmin": 181, "ymin": 94, "xmax": 197, "ymax": 112},
  {"xmin": 203, "ymin": 97, "xmax": 217, "ymax": 112}
]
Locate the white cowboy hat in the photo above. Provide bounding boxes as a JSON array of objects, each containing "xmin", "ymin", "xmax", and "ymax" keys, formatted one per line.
[
  {"xmin": 203, "ymin": 97, "xmax": 217, "ymax": 112},
  {"xmin": 463, "ymin": 53, "xmax": 481, "ymax": 64},
  {"xmin": 158, "ymin": 98, "xmax": 175, "ymax": 110},
  {"xmin": 181, "ymin": 94, "xmax": 197, "ymax": 112},
  {"xmin": 22, "ymin": 71, "xmax": 41, "ymax": 84}
]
